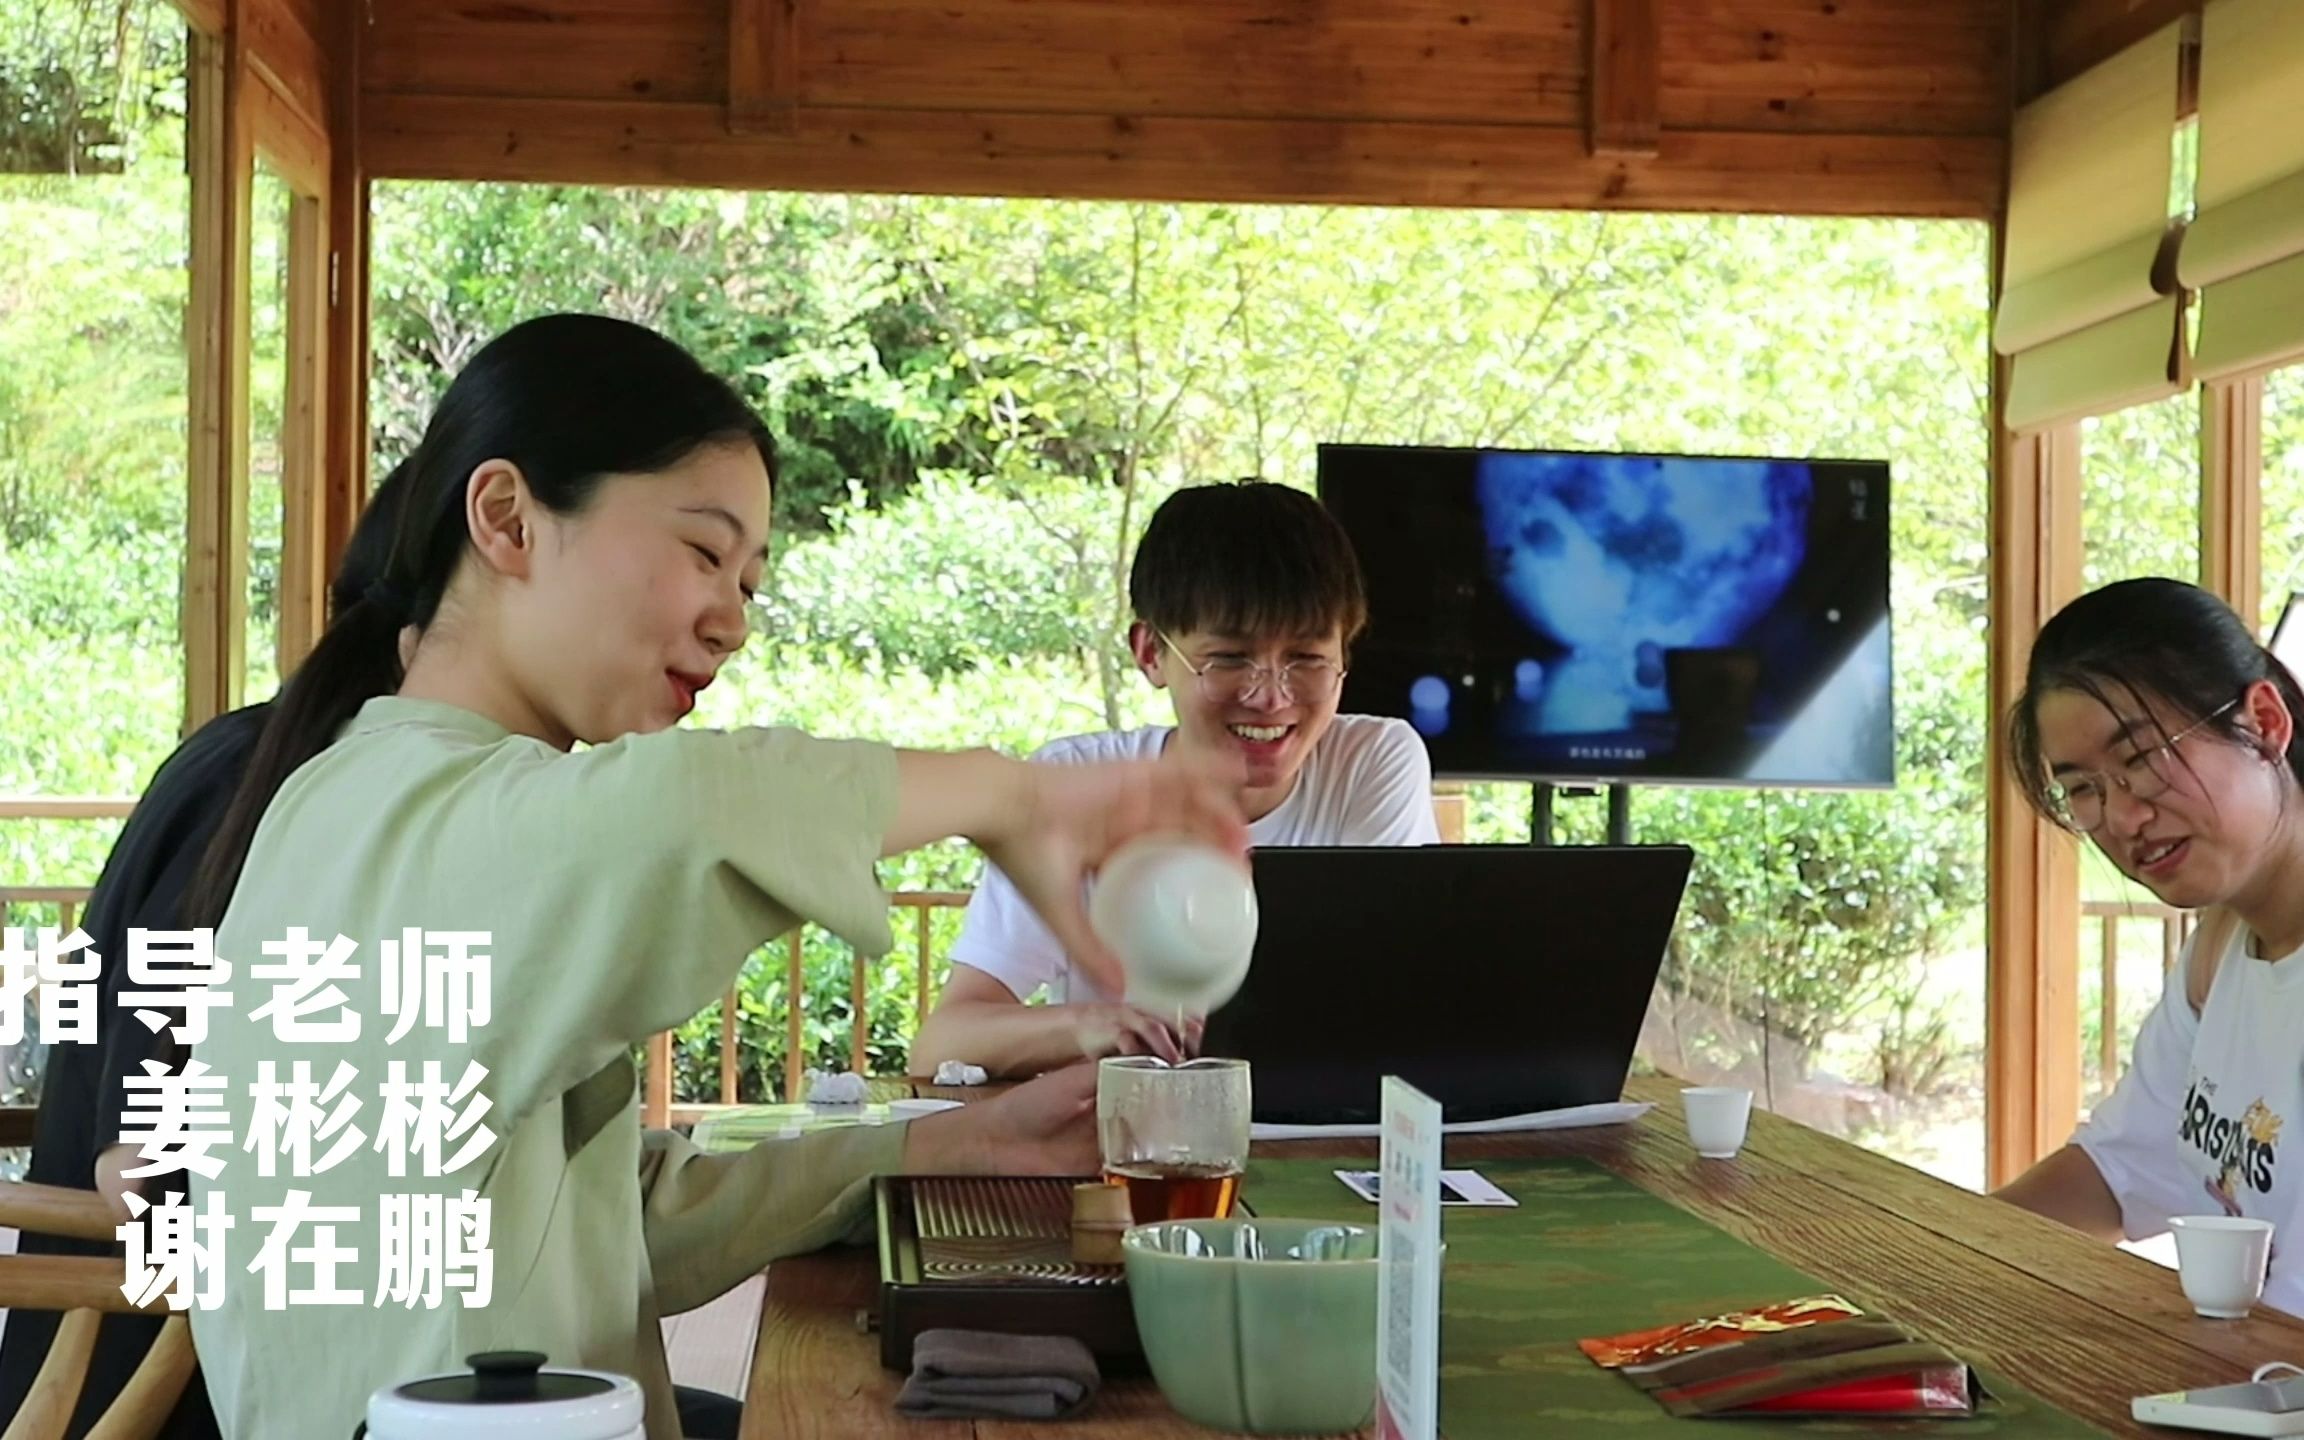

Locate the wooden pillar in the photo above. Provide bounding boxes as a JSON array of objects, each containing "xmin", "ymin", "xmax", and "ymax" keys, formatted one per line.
[
  {"xmin": 184, "ymin": 25, "xmax": 254, "ymax": 734},
  {"xmin": 236, "ymin": 37, "xmax": 335, "ymax": 678},
  {"xmin": 1986, "ymin": 418, "xmax": 2084, "ymax": 1188},
  {"xmin": 277, "ymin": 190, "xmax": 330, "ymax": 673},
  {"xmin": 323, "ymin": 0, "xmax": 371, "ymax": 578},
  {"xmin": 244, "ymin": 67, "xmax": 332, "ymax": 676},
  {"xmin": 2200, "ymin": 377, "xmax": 2266, "ymax": 630}
]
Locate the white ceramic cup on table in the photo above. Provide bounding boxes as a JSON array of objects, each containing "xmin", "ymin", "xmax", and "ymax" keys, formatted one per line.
[
  {"xmin": 1681, "ymin": 1086, "xmax": 1755, "ymax": 1159},
  {"xmin": 2169, "ymin": 1215, "xmax": 2274, "ymax": 1319}
]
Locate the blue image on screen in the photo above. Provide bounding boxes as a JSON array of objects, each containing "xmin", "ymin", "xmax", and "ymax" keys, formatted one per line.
[
  {"xmin": 1476, "ymin": 453, "xmax": 1812, "ymax": 737},
  {"xmin": 1318, "ymin": 443, "xmax": 1894, "ymax": 788}
]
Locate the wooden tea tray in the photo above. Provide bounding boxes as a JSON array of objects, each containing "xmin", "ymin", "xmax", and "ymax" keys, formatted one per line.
[{"xmin": 872, "ymin": 1175, "xmax": 1144, "ymax": 1371}]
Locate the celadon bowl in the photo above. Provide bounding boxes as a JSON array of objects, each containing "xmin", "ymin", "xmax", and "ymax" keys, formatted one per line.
[{"xmin": 1122, "ymin": 1218, "xmax": 1379, "ymax": 1434}]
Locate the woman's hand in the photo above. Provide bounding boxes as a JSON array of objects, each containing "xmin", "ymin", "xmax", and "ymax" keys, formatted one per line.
[
  {"xmin": 901, "ymin": 1064, "xmax": 1102, "ymax": 1176},
  {"xmin": 975, "ymin": 752, "xmax": 1248, "ymax": 997}
]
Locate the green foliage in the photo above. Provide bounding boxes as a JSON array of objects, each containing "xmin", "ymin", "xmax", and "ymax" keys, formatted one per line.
[
  {"xmin": 368, "ymin": 187, "xmax": 996, "ymax": 534},
  {"xmin": 664, "ymin": 909, "xmax": 975, "ymax": 1101},
  {"xmin": 1646, "ymin": 782, "xmax": 1976, "ymax": 1061},
  {"xmin": 0, "ymin": 169, "xmax": 188, "ymax": 549},
  {"xmin": 0, "ymin": 16, "xmax": 198, "ymax": 898},
  {"xmin": 0, "ymin": 0, "xmax": 180, "ymax": 175},
  {"xmin": 756, "ymin": 470, "xmax": 1112, "ymax": 677},
  {"xmin": 2081, "ymin": 391, "xmax": 2203, "ymax": 591}
]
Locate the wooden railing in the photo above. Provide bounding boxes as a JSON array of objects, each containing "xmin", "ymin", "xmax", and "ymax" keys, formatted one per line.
[
  {"xmin": 0, "ymin": 797, "xmax": 131, "ymax": 936},
  {"xmin": 2081, "ymin": 897, "xmax": 2192, "ymax": 1088},
  {"xmin": 0, "ymin": 798, "xmax": 137, "ymax": 822},
  {"xmin": 0, "ymin": 887, "xmax": 96, "ymax": 935},
  {"xmin": 643, "ymin": 889, "xmax": 974, "ymax": 1127}
]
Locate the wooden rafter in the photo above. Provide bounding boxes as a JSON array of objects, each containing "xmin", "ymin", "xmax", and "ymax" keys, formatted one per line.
[
  {"xmin": 1586, "ymin": 0, "xmax": 1661, "ymax": 158},
  {"xmin": 728, "ymin": 0, "xmax": 803, "ymax": 137},
  {"xmin": 366, "ymin": 95, "xmax": 2002, "ymax": 218}
]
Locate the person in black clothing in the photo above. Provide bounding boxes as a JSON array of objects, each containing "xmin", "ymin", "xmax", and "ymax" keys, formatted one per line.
[{"xmin": 0, "ymin": 463, "xmax": 412, "ymax": 1438}]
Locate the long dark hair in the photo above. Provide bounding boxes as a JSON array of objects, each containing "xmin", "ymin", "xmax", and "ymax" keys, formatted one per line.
[
  {"xmin": 183, "ymin": 313, "xmax": 774, "ymax": 930},
  {"xmin": 2006, "ymin": 577, "xmax": 2304, "ymax": 821}
]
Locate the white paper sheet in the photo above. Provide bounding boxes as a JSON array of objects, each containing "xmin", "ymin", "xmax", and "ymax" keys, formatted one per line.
[{"xmin": 1251, "ymin": 1099, "xmax": 1651, "ymax": 1142}]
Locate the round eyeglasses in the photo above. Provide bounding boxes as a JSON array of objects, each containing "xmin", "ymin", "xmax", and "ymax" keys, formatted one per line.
[
  {"xmin": 1157, "ymin": 630, "xmax": 1344, "ymax": 707},
  {"xmin": 2042, "ymin": 696, "xmax": 2241, "ymax": 834}
]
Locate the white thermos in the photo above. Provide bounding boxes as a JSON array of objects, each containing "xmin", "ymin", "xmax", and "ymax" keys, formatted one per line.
[{"xmin": 359, "ymin": 1350, "xmax": 645, "ymax": 1440}]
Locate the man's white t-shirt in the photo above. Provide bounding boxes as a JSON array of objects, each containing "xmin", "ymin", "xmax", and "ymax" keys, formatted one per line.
[
  {"xmin": 2074, "ymin": 920, "xmax": 2304, "ymax": 1317},
  {"xmin": 948, "ymin": 713, "xmax": 1440, "ymax": 1006}
]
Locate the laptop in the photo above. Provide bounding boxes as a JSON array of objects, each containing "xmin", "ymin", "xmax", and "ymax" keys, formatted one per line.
[{"xmin": 1199, "ymin": 844, "xmax": 1693, "ymax": 1125}]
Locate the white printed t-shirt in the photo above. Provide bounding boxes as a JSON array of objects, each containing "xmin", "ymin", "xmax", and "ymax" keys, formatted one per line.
[
  {"xmin": 948, "ymin": 713, "xmax": 1439, "ymax": 1005},
  {"xmin": 2074, "ymin": 919, "xmax": 2304, "ymax": 1317}
]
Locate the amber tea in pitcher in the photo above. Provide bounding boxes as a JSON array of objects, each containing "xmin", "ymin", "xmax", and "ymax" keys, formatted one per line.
[
  {"xmin": 1097, "ymin": 1057, "xmax": 1251, "ymax": 1224},
  {"xmin": 1101, "ymin": 1160, "xmax": 1243, "ymax": 1224}
]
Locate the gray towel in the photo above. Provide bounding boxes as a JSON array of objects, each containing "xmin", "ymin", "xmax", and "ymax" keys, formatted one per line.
[{"xmin": 894, "ymin": 1329, "xmax": 1101, "ymax": 1420}]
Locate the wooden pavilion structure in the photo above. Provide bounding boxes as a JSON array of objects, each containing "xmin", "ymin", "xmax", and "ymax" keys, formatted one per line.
[{"xmin": 130, "ymin": 0, "xmax": 2301, "ymax": 1186}]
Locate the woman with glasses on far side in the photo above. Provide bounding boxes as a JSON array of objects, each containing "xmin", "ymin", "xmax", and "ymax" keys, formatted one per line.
[
  {"xmin": 911, "ymin": 481, "xmax": 1440, "ymax": 1079},
  {"xmin": 1998, "ymin": 577, "xmax": 2304, "ymax": 1317}
]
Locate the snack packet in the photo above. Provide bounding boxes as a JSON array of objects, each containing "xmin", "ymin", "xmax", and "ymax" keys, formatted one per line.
[{"xmin": 1578, "ymin": 1294, "xmax": 1864, "ymax": 1369}]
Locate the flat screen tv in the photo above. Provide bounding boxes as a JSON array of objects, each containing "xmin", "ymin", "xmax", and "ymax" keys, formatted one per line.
[{"xmin": 1317, "ymin": 444, "xmax": 1895, "ymax": 789}]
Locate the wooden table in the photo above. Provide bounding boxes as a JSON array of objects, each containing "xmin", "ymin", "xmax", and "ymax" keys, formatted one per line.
[{"xmin": 738, "ymin": 1076, "xmax": 2304, "ymax": 1438}]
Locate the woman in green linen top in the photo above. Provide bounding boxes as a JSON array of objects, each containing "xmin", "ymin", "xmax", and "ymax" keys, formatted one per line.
[{"xmin": 174, "ymin": 314, "xmax": 1246, "ymax": 1440}]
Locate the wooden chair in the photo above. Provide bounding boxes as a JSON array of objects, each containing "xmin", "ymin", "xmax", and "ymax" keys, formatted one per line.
[{"xmin": 0, "ymin": 1179, "xmax": 194, "ymax": 1440}]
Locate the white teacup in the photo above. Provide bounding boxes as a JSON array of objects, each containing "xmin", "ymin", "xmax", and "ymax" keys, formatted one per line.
[
  {"xmin": 1090, "ymin": 834, "xmax": 1259, "ymax": 1015},
  {"xmin": 2169, "ymin": 1215, "xmax": 2274, "ymax": 1319},
  {"xmin": 1682, "ymin": 1086, "xmax": 1754, "ymax": 1159}
]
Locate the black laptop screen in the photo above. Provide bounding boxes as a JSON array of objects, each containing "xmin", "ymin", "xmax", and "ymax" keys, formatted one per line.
[{"xmin": 1200, "ymin": 845, "xmax": 1693, "ymax": 1125}]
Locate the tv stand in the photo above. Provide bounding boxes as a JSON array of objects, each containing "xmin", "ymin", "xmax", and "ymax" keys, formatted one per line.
[{"xmin": 1529, "ymin": 781, "xmax": 1633, "ymax": 847}]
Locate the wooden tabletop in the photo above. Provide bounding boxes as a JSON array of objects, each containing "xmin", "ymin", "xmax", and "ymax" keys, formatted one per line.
[{"xmin": 739, "ymin": 1076, "xmax": 2304, "ymax": 1438}]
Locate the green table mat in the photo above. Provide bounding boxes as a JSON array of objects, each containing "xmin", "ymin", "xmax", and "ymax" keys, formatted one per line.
[{"xmin": 1241, "ymin": 1158, "xmax": 2109, "ymax": 1438}]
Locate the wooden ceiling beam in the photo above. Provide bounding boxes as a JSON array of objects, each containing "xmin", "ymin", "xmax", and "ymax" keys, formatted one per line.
[
  {"xmin": 729, "ymin": 0, "xmax": 803, "ymax": 136},
  {"xmin": 366, "ymin": 92, "xmax": 2001, "ymax": 219},
  {"xmin": 1587, "ymin": 0, "xmax": 1661, "ymax": 157},
  {"xmin": 243, "ymin": 0, "xmax": 330, "ymax": 141}
]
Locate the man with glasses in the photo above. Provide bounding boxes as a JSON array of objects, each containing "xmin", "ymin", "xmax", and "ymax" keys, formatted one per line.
[{"xmin": 912, "ymin": 481, "xmax": 1439, "ymax": 1077}]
